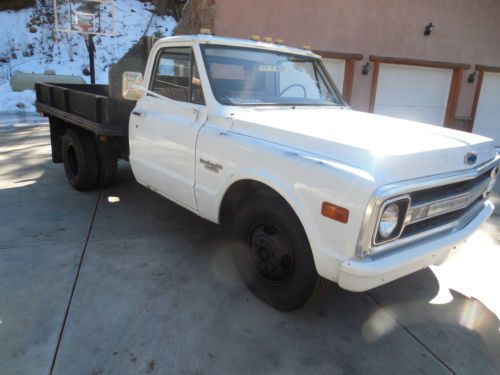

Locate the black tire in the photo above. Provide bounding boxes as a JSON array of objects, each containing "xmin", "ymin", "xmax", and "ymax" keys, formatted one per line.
[
  {"xmin": 96, "ymin": 139, "xmax": 117, "ymax": 188},
  {"xmin": 61, "ymin": 129, "xmax": 98, "ymax": 191},
  {"xmin": 230, "ymin": 194, "xmax": 329, "ymax": 311}
]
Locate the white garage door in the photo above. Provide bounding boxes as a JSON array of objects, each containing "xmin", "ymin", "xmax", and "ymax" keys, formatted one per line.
[
  {"xmin": 323, "ymin": 58, "xmax": 345, "ymax": 93},
  {"xmin": 473, "ymin": 72, "xmax": 500, "ymax": 146},
  {"xmin": 374, "ymin": 63, "xmax": 453, "ymax": 126}
]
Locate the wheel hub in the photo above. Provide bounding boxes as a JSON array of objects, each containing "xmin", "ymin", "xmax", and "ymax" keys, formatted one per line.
[{"xmin": 249, "ymin": 224, "xmax": 293, "ymax": 283}]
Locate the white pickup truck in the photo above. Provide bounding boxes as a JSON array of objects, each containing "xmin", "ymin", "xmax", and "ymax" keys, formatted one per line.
[{"xmin": 36, "ymin": 35, "xmax": 499, "ymax": 311}]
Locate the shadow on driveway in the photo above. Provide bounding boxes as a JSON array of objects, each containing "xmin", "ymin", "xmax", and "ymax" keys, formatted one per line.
[{"xmin": 1, "ymin": 126, "xmax": 499, "ymax": 375}]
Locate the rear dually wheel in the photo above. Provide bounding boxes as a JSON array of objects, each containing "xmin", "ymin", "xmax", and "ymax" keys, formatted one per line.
[{"xmin": 61, "ymin": 129, "xmax": 98, "ymax": 191}]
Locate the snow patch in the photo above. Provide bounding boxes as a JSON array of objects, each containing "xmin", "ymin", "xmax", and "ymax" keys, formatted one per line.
[{"xmin": 0, "ymin": 1, "xmax": 176, "ymax": 113}]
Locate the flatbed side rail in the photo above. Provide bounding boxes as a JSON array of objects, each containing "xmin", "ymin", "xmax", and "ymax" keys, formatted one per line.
[
  {"xmin": 35, "ymin": 82, "xmax": 135, "ymax": 137},
  {"xmin": 35, "ymin": 102, "xmax": 128, "ymax": 137}
]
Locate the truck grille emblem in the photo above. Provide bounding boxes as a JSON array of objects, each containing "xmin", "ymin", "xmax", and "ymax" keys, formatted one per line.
[{"xmin": 464, "ymin": 152, "xmax": 478, "ymax": 165}]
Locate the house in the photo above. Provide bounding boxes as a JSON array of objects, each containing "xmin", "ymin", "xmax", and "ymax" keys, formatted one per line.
[{"xmin": 175, "ymin": 0, "xmax": 500, "ymax": 147}]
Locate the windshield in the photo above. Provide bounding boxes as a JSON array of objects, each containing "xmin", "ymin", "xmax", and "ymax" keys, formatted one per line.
[{"xmin": 200, "ymin": 45, "xmax": 343, "ymax": 106}]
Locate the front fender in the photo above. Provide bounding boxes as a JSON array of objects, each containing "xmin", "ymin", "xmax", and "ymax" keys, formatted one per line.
[{"xmin": 195, "ymin": 125, "xmax": 377, "ymax": 281}]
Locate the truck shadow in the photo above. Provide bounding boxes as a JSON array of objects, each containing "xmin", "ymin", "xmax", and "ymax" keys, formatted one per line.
[{"xmin": 86, "ymin": 161, "xmax": 500, "ymax": 373}]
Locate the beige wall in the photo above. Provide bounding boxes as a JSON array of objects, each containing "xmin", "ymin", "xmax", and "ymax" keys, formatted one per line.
[{"xmin": 214, "ymin": 0, "xmax": 500, "ymax": 122}]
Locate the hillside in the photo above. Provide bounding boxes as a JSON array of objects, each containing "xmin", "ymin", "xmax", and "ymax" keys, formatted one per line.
[{"xmin": 0, "ymin": 0, "xmax": 176, "ymax": 112}]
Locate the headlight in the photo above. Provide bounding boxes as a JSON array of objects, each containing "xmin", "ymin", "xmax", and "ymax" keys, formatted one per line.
[
  {"xmin": 379, "ymin": 203, "xmax": 400, "ymax": 239},
  {"xmin": 373, "ymin": 197, "xmax": 410, "ymax": 245}
]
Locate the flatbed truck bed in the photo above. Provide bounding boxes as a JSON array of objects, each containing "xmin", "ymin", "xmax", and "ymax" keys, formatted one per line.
[
  {"xmin": 35, "ymin": 82, "xmax": 136, "ymax": 187},
  {"xmin": 35, "ymin": 82, "xmax": 135, "ymax": 137}
]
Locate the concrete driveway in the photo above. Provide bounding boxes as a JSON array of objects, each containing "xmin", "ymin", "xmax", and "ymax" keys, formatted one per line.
[{"xmin": 1, "ymin": 125, "xmax": 500, "ymax": 375}]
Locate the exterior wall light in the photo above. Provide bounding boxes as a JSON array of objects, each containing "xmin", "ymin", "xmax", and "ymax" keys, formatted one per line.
[
  {"xmin": 362, "ymin": 62, "xmax": 371, "ymax": 75},
  {"xmin": 468, "ymin": 71, "xmax": 476, "ymax": 83},
  {"xmin": 424, "ymin": 22, "xmax": 434, "ymax": 36}
]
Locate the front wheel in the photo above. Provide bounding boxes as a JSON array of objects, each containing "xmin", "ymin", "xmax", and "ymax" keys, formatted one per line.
[{"xmin": 230, "ymin": 194, "xmax": 329, "ymax": 311}]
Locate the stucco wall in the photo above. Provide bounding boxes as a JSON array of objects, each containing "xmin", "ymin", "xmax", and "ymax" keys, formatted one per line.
[{"xmin": 213, "ymin": 0, "xmax": 500, "ymax": 119}]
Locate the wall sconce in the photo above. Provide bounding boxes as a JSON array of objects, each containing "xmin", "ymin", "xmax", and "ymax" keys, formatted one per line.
[
  {"xmin": 362, "ymin": 62, "xmax": 371, "ymax": 75},
  {"xmin": 468, "ymin": 71, "xmax": 477, "ymax": 83},
  {"xmin": 424, "ymin": 22, "xmax": 434, "ymax": 36}
]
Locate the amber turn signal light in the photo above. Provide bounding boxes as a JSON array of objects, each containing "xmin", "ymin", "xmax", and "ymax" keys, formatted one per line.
[{"xmin": 321, "ymin": 202, "xmax": 349, "ymax": 223}]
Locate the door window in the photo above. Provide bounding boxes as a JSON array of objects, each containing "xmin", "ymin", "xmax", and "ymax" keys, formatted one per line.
[{"xmin": 150, "ymin": 47, "xmax": 205, "ymax": 105}]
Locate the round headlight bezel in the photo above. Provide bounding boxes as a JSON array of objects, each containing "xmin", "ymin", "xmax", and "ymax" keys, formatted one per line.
[
  {"xmin": 373, "ymin": 196, "xmax": 411, "ymax": 245},
  {"xmin": 379, "ymin": 203, "xmax": 400, "ymax": 239}
]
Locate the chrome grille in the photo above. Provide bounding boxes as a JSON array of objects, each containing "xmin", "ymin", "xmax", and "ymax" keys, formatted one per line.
[
  {"xmin": 397, "ymin": 168, "xmax": 493, "ymax": 240},
  {"xmin": 405, "ymin": 171, "xmax": 491, "ymax": 226},
  {"xmin": 401, "ymin": 197, "xmax": 482, "ymax": 238}
]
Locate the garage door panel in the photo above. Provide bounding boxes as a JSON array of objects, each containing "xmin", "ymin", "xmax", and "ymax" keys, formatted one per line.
[
  {"xmin": 376, "ymin": 88, "xmax": 446, "ymax": 107},
  {"xmin": 374, "ymin": 64, "xmax": 452, "ymax": 126},
  {"xmin": 376, "ymin": 86, "xmax": 448, "ymax": 105},
  {"xmin": 476, "ymin": 74, "xmax": 500, "ymax": 109},
  {"xmin": 322, "ymin": 58, "xmax": 345, "ymax": 93},
  {"xmin": 474, "ymin": 72, "xmax": 500, "ymax": 146}
]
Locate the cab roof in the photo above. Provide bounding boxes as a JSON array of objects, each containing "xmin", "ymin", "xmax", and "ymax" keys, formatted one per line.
[{"xmin": 157, "ymin": 34, "xmax": 321, "ymax": 59}]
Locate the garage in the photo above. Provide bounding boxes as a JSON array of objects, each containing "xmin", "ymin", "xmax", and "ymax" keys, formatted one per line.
[
  {"xmin": 371, "ymin": 63, "xmax": 453, "ymax": 126},
  {"xmin": 472, "ymin": 70, "xmax": 500, "ymax": 147}
]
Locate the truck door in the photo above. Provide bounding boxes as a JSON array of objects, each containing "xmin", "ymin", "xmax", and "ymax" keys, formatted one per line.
[{"xmin": 129, "ymin": 46, "xmax": 207, "ymax": 210}]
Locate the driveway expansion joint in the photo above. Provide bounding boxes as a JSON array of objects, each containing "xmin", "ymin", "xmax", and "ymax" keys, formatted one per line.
[
  {"xmin": 367, "ymin": 291, "xmax": 457, "ymax": 375},
  {"xmin": 48, "ymin": 188, "xmax": 103, "ymax": 375}
]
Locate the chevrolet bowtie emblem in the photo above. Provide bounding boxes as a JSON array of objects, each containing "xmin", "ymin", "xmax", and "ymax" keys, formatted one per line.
[{"xmin": 464, "ymin": 152, "xmax": 478, "ymax": 165}]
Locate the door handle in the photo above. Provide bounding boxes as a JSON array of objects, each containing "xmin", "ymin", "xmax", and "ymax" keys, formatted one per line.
[{"xmin": 132, "ymin": 111, "xmax": 147, "ymax": 118}]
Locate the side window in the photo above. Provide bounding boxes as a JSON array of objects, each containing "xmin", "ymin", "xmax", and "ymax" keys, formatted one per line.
[
  {"xmin": 151, "ymin": 47, "xmax": 191, "ymax": 102},
  {"xmin": 150, "ymin": 47, "xmax": 205, "ymax": 105}
]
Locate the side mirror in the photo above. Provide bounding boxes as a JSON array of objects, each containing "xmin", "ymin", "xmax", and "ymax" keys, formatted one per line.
[{"xmin": 122, "ymin": 71, "xmax": 144, "ymax": 100}]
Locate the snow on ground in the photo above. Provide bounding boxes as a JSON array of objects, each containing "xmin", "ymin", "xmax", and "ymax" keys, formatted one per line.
[
  {"xmin": 0, "ymin": 0, "xmax": 176, "ymax": 113},
  {"xmin": 0, "ymin": 84, "xmax": 38, "ymax": 112}
]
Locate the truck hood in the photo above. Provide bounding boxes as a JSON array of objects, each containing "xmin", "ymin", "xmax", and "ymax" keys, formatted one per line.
[{"xmin": 230, "ymin": 107, "xmax": 496, "ymax": 183}]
